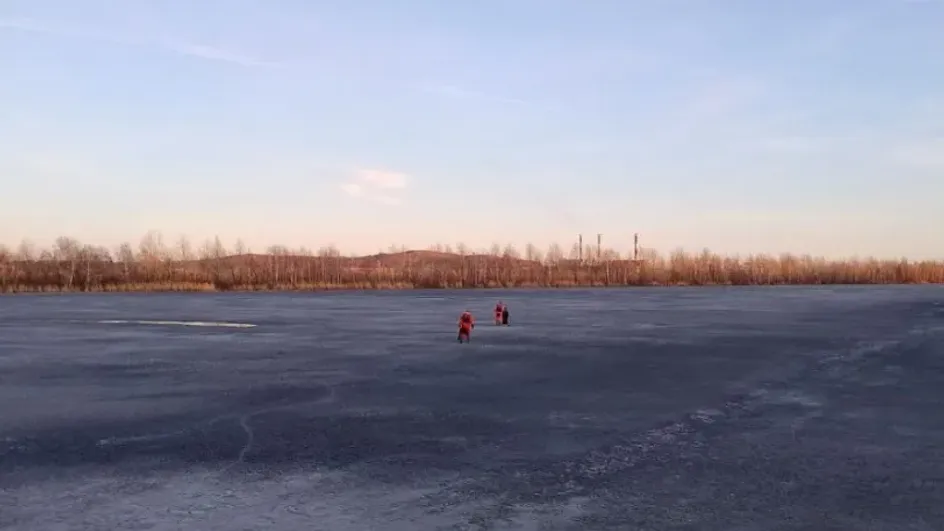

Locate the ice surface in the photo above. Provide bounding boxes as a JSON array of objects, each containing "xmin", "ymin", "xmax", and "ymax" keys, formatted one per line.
[{"xmin": 1, "ymin": 286, "xmax": 944, "ymax": 530}]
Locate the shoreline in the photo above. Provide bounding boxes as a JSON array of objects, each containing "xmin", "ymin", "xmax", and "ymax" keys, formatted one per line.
[{"xmin": 1, "ymin": 281, "xmax": 941, "ymax": 295}]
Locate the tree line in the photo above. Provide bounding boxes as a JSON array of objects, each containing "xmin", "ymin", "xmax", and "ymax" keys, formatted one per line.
[{"xmin": 0, "ymin": 231, "xmax": 942, "ymax": 293}]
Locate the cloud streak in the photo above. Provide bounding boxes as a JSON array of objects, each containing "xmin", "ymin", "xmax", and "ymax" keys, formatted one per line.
[
  {"xmin": 161, "ymin": 42, "xmax": 284, "ymax": 68},
  {"xmin": 408, "ymin": 81, "xmax": 558, "ymax": 111},
  {"xmin": 4, "ymin": 16, "xmax": 553, "ymax": 103},
  {"xmin": 413, "ymin": 83, "xmax": 532, "ymax": 106},
  {"xmin": 0, "ymin": 16, "xmax": 129, "ymax": 44},
  {"xmin": 654, "ymin": 74, "xmax": 767, "ymax": 142},
  {"xmin": 1, "ymin": 16, "xmax": 280, "ymax": 69}
]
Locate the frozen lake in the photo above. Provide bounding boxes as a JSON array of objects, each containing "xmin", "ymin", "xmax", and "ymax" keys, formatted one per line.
[{"xmin": 1, "ymin": 287, "xmax": 943, "ymax": 530}]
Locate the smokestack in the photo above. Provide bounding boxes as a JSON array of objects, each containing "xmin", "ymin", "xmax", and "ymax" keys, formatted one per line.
[
  {"xmin": 597, "ymin": 233, "xmax": 602, "ymax": 260},
  {"xmin": 578, "ymin": 234, "xmax": 583, "ymax": 262},
  {"xmin": 634, "ymin": 233, "xmax": 639, "ymax": 261}
]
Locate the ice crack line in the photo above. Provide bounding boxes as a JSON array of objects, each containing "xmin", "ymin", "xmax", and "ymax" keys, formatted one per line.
[
  {"xmin": 216, "ymin": 414, "xmax": 256, "ymax": 474},
  {"xmin": 208, "ymin": 386, "xmax": 337, "ymax": 478},
  {"xmin": 568, "ymin": 385, "xmax": 817, "ymax": 485},
  {"xmin": 236, "ymin": 415, "xmax": 255, "ymax": 463}
]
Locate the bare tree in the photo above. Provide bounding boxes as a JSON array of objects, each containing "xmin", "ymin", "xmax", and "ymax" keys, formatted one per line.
[
  {"xmin": 211, "ymin": 236, "xmax": 226, "ymax": 259},
  {"xmin": 78, "ymin": 244, "xmax": 100, "ymax": 291},
  {"xmin": 139, "ymin": 230, "xmax": 165, "ymax": 261},
  {"xmin": 267, "ymin": 245, "xmax": 290, "ymax": 285},
  {"xmin": 568, "ymin": 243, "xmax": 580, "ymax": 261},
  {"xmin": 137, "ymin": 231, "xmax": 165, "ymax": 283},
  {"xmin": 319, "ymin": 245, "xmax": 341, "ymax": 257},
  {"xmin": 524, "ymin": 243, "xmax": 540, "ymax": 262},
  {"xmin": 545, "ymin": 243, "xmax": 563, "ymax": 265},
  {"xmin": 317, "ymin": 245, "xmax": 342, "ymax": 285},
  {"xmin": 54, "ymin": 236, "xmax": 81, "ymax": 289},
  {"xmin": 0, "ymin": 244, "xmax": 10, "ymax": 290},
  {"xmin": 601, "ymin": 248, "xmax": 621, "ymax": 261},
  {"xmin": 176, "ymin": 235, "xmax": 193, "ymax": 261},
  {"xmin": 501, "ymin": 244, "xmax": 520, "ymax": 259},
  {"xmin": 298, "ymin": 246, "xmax": 313, "ymax": 285},
  {"xmin": 17, "ymin": 240, "xmax": 36, "ymax": 262},
  {"xmin": 209, "ymin": 236, "xmax": 227, "ymax": 284},
  {"xmin": 116, "ymin": 242, "xmax": 135, "ymax": 282}
]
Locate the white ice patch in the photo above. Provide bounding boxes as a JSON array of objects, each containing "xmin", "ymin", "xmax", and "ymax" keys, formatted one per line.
[
  {"xmin": 97, "ymin": 431, "xmax": 186, "ymax": 448},
  {"xmin": 758, "ymin": 390, "xmax": 823, "ymax": 408},
  {"xmin": 1, "ymin": 466, "xmax": 587, "ymax": 531},
  {"xmin": 628, "ymin": 323, "xmax": 664, "ymax": 330},
  {"xmin": 98, "ymin": 320, "xmax": 256, "ymax": 328},
  {"xmin": 690, "ymin": 408, "xmax": 724, "ymax": 424}
]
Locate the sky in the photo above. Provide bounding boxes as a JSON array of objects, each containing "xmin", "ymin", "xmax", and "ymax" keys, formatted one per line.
[{"xmin": 2, "ymin": 0, "xmax": 943, "ymax": 260}]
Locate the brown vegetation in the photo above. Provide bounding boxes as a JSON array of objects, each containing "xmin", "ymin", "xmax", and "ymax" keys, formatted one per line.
[{"xmin": 0, "ymin": 232, "xmax": 942, "ymax": 293}]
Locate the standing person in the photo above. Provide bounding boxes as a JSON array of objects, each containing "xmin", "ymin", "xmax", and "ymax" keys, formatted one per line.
[
  {"xmin": 494, "ymin": 301, "xmax": 504, "ymax": 325},
  {"xmin": 458, "ymin": 310, "xmax": 475, "ymax": 343},
  {"xmin": 501, "ymin": 304, "xmax": 510, "ymax": 326}
]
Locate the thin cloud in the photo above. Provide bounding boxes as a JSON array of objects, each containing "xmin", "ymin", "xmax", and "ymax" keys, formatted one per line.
[
  {"xmin": 1, "ymin": 17, "xmax": 280, "ymax": 69},
  {"xmin": 687, "ymin": 76, "xmax": 765, "ymax": 119},
  {"xmin": 753, "ymin": 135, "xmax": 844, "ymax": 154},
  {"xmin": 787, "ymin": 4, "xmax": 893, "ymax": 59},
  {"xmin": 357, "ymin": 169, "xmax": 409, "ymax": 189},
  {"xmin": 339, "ymin": 168, "xmax": 410, "ymax": 206},
  {"xmin": 0, "ymin": 17, "xmax": 48, "ymax": 33},
  {"xmin": 339, "ymin": 182, "xmax": 364, "ymax": 197},
  {"xmin": 796, "ymin": 15, "xmax": 862, "ymax": 55},
  {"xmin": 658, "ymin": 74, "xmax": 767, "ymax": 141},
  {"xmin": 891, "ymin": 138, "xmax": 944, "ymax": 169},
  {"xmin": 162, "ymin": 42, "xmax": 284, "ymax": 68},
  {"xmin": 372, "ymin": 195, "xmax": 401, "ymax": 206},
  {"xmin": 0, "ymin": 16, "xmax": 131, "ymax": 45},
  {"xmin": 411, "ymin": 82, "xmax": 543, "ymax": 109}
]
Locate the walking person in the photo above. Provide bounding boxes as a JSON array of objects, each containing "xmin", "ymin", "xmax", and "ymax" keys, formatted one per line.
[{"xmin": 457, "ymin": 310, "xmax": 475, "ymax": 343}]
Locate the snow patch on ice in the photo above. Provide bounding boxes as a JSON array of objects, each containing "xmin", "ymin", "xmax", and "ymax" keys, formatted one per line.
[{"xmin": 98, "ymin": 320, "xmax": 256, "ymax": 328}]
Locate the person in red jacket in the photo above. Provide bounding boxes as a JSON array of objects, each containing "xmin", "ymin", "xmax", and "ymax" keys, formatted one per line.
[
  {"xmin": 458, "ymin": 310, "xmax": 475, "ymax": 343},
  {"xmin": 493, "ymin": 301, "xmax": 504, "ymax": 325}
]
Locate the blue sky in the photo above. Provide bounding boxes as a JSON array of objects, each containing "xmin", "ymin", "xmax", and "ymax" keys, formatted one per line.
[{"xmin": 2, "ymin": 0, "xmax": 942, "ymax": 259}]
